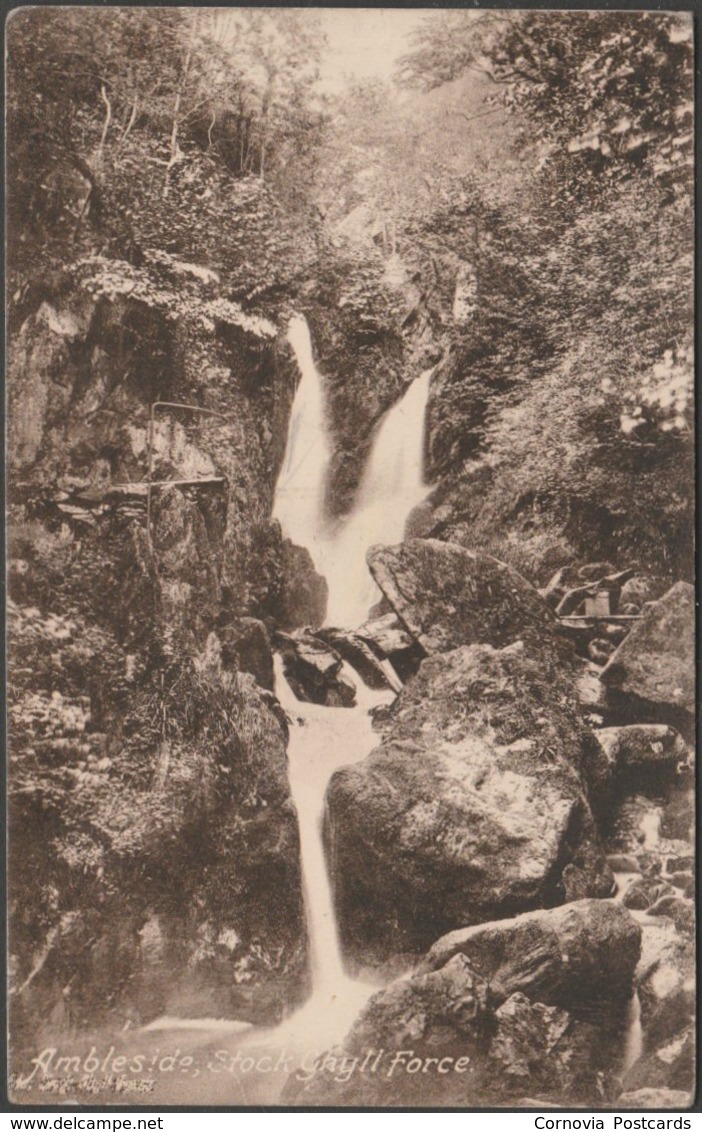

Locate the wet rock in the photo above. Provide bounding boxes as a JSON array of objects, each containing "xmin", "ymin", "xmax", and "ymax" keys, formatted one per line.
[
  {"xmin": 367, "ymin": 539, "xmax": 558, "ymax": 656},
  {"xmin": 357, "ymin": 611, "xmax": 415, "ymax": 654},
  {"xmin": 667, "ymin": 873, "xmax": 694, "ymax": 899},
  {"xmin": 356, "ymin": 611, "xmax": 424, "ymax": 683},
  {"xmin": 623, "ymin": 1027, "xmax": 695, "ymax": 1099},
  {"xmin": 623, "ymin": 877, "xmax": 672, "ymax": 912},
  {"xmin": 607, "ymin": 854, "xmax": 641, "ymax": 874},
  {"xmin": 276, "ymin": 630, "xmax": 356, "ymax": 707},
  {"xmin": 317, "ymin": 626, "xmax": 399, "ymax": 691},
  {"xmin": 219, "ymin": 617, "xmax": 274, "ymax": 690},
  {"xmin": 327, "ymin": 642, "xmax": 612, "ymax": 962},
  {"xmin": 667, "ymin": 856, "xmax": 693, "ymax": 873},
  {"xmin": 617, "ymin": 1088, "xmax": 693, "ymax": 1109},
  {"xmin": 660, "ymin": 789, "xmax": 694, "ymax": 842},
  {"xmin": 278, "ymin": 540, "xmax": 328, "ymax": 630},
  {"xmin": 646, "ymin": 896, "xmax": 694, "ymax": 935},
  {"xmin": 606, "ymin": 795, "xmax": 663, "ymax": 857},
  {"xmin": 420, "ymin": 900, "xmax": 641, "ymax": 1014},
  {"xmin": 601, "ymin": 582, "xmax": 694, "ymax": 715}
]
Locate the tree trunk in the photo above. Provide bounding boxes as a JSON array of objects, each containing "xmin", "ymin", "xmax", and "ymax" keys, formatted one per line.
[{"xmin": 163, "ymin": 11, "xmax": 198, "ymax": 199}]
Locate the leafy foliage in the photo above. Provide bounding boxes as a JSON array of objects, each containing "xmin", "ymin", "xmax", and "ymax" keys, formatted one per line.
[
  {"xmin": 400, "ymin": 10, "xmax": 693, "ymax": 581},
  {"xmin": 6, "ymin": 7, "xmax": 325, "ymax": 291}
]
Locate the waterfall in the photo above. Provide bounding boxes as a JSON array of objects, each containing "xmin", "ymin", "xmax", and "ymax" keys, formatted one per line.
[
  {"xmin": 264, "ymin": 314, "xmax": 433, "ymax": 1037},
  {"xmin": 269, "ymin": 655, "xmax": 391, "ymax": 1048},
  {"xmin": 272, "ymin": 315, "xmax": 333, "ymax": 553},
  {"xmin": 274, "ymin": 313, "xmax": 432, "ymax": 629},
  {"xmin": 324, "ymin": 368, "xmax": 432, "ymax": 627},
  {"xmin": 621, "ymin": 991, "xmax": 644, "ymax": 1074}
]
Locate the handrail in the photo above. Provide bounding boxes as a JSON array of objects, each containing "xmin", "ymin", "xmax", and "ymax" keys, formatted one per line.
[{"xmin": 146, "ymin": 401, "xmax": 230, "ymax": 543}]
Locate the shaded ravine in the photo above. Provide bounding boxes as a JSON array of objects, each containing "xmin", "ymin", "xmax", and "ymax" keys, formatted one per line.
[{"xmin": 111, "ymin": 311, "xmax": 430, "ymax": 1102}]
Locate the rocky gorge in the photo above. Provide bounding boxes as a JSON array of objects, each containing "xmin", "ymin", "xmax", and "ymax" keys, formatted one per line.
[{"xmin": 6, "ymin": 7, "xmax": 694, "ymax": 1112}]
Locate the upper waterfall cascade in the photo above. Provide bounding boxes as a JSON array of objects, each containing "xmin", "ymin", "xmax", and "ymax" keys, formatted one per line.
[{"xmin": 273, "ymin": 313, "xmax": 433, "ymax": 628}]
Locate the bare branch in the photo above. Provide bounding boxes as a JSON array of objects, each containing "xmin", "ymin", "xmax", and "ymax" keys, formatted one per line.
[
  {"xmin": 118, "ymin": 95, "xmax": 139, "ymax": 149},
  {"xmin": 97, "ymin": 83, "xmax": 112, "ymax": 159}
]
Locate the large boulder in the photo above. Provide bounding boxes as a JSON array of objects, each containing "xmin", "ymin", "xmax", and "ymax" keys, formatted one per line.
[
  {"xmin": 622, "ymin": 1027, "xmax": 695, "ymax": 1100},
  {"xmin": 317, "ymin": 626, "xmax": 400, "ymax": 691},
  {"xmin": 284, "ymin": 953, "xmax": 620, "ymax": 1107},
  {"xmin": 601, "ymin": 582, "xmax": 694, "ymax": 715},
  {"xmin": 420, "ymin": 900, "xmax": 641, "ymax": 1013},
  {"xmin": 326, "ymin": 642, "xmax": 613, "ymax": 962},
  {"xmin": 637, "ymin": 921, "xmax": 695, "ymax": 1053},
  {"xmin": 367, "ymin": 539, "xmax": 558, "ymax": 655}
]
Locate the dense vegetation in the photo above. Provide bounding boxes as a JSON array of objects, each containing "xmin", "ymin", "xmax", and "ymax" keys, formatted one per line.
[{"xmin": 410, "ymin": 12, "xmax": 694, "ymax": 581}]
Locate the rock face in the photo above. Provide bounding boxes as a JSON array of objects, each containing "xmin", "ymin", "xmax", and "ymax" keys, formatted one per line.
[
  {"xmin": 9, "ymin": 599, "xmax": 309, "ymax": 1049},
  {"xmin": 277, "ymin": 540, "xmax": 328, "ymax": 630},
  {"xmin": 367, "ymin": 539, "xmax": 558, "ymax": 655},
  {"xmin": 637, "ymin": 924, "xmax": 695, "ymax": 1053},
  {"xmin": 317, "ymin": 627, "xmax": 399, "ymax": 691},
  {"xmin": 601, "ymin": 582, "xmax": 694, "ymax": 714},
  {"xmin": 356, "ymin": 612, "xmax": 424, "ymax": 683},
  {"xmin": 327, "ymin": 641, "xmax": 612, "ymax": 962},
  {"xmin": 219, "ymin": 617, "xmax": 274, "ymax": 690},
  {"xmin": 7, "ymin": 272, "xmax": 311, "ymax": 1047},
  {"xmin": 420, "ymin": 900, "xmax": 641, "ymax": 1013}
]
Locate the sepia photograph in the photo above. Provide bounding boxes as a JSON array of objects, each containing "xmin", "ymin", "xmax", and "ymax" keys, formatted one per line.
[{"xmin": 4, "ymin": 5, "xmax": 696, "ymax": 1111}]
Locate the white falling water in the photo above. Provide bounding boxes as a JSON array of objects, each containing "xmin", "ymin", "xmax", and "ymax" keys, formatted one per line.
[
  {"xmin": 272, "ymin": 315, "xmax": 333, "ymax": 553},
  {"xmin": 621, "ymin": 991, "xmax": 644, "ymax": 1074},
  {"xmin": 274, "ymin": 313, "xmax": 433, "ymax": 629},
  {"xmin": 261, "ymin": 655, "xmax": 391, "ymax": 1050},
  {"xmin": 324, "ymin": 368, "xmax": 433, "ymax": 627}
]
